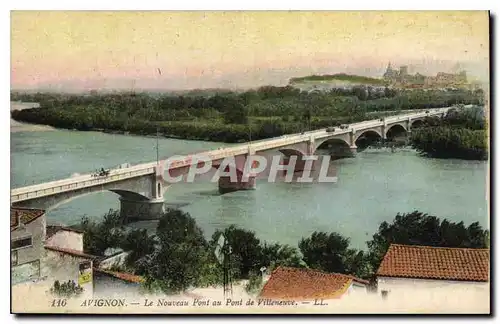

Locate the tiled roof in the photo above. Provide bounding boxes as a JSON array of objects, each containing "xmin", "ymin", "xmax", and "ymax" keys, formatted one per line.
[
  {"xmin": 376, "ymin": 244, "xmax": 490, "ymax": 282},
  {"xmin": 45, "ymin": 246, "xmax": 98, "ymax": 260},
  {"xmin": 10, "ymin": 207, "xmax": 45, "ymax": 230},
  {"xmin": 46, "ymin": 225, "xmax": 84, "ymax": 239},
  {"xmin": 94, "ymin": 268, "xmax": 144, "ymax": 284},
  {"xmin": 259, "ymin": 266, "xmax": 367, "ymax": 301}
]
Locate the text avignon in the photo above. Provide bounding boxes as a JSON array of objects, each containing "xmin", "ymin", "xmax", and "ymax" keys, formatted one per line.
[{"xmin": 80, "ymin": 299, "xmax": 126, "ymax": 307}]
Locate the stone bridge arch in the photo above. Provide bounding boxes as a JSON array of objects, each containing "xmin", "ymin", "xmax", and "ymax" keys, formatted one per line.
[
  {"xmin": 411, "ymin": 119, "xmax": 425, "ymax": 129},
  {"xmin": 278, "ymin": 148, "xmax": 307, "ymax": 158},
  {"xmin": 354, "ymin": 128, "xmax": 384, "ymax": 143},
  {"xmin": 11, "ymin": 174, "xmax": 165, "ymax": 221},
  {"xmin": 314, "ymin": 137, "xmax": 352, "ymax": 159},
  {"xmin": 354, "ymin": 129, "xmax": 384, "ymax": 151},
  {"xmin": 385, "ymin": 123, "xmax": 408, "ymax": 140}
]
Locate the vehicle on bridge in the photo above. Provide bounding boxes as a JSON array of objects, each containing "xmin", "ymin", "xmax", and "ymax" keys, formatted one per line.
[
  {"xmin": 339, "ymin": 125, "xmax": 349, "ymax": 130},
  {"xmin": 326, "ymin": 127, "xmax": 336, "ymax": 133},
  {"xmin": 92, "ymin": 168, "xmax": 111, "ymax": 177}
]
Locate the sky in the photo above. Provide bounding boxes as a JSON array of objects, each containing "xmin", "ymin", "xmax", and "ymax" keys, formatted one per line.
[{"xmin": 11, "ymin": 11, "xmax": 490, "ymax": 91}]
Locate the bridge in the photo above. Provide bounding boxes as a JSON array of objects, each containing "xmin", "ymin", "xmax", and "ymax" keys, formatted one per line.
[{"xmin": 11, "ymin": 107, "xmax": 453, "ymax": 221}]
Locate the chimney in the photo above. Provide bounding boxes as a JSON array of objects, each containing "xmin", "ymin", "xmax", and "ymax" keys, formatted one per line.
[{"xmin": 15, "ymin": 211, "xmax": 21, "ymax": 227}]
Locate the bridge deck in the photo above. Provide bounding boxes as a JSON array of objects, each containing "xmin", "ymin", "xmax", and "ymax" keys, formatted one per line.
[{"xmin": 11, "ymin": 107, "xmax": 452, "ymax": 202}]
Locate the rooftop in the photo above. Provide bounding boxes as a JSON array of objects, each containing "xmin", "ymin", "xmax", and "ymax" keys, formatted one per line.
[
  {"xmin": 11, "ymin": 207, "xmax": 45, "ymax": 230},
  {"xmin": 94, "ymin": 268, "xmax": 144, "ymax": 284},
  {"xmin": 45, "ymin": 246, "xmax": 99, "ymax": 260},
  {"xmin": 46, "ymin": 225, "xmax": 84, "ymax": 239},
  {"xmin": 376, "ymin": 244, "xmax": 489, "ymax": 282},
  {"xmin": 259, "ymin": 266, "xmax": 368, "ymax": 301}
]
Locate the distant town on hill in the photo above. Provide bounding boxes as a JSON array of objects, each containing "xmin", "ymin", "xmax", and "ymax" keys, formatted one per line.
[{"xmin": 289, "ymin": 62, "xmax": 481, "ymax": 92}]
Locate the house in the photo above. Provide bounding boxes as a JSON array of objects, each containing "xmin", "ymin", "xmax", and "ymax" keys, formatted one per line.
[
  {"xmin": 97, "ymin": 248, "xmax": 131, "ymax": 270},
  {"xmin": 46, "ymin": 224, "xmax": 84, "ymax": 251},
  {"xmin": 11, "ymin": 207, "xmax": 46, "ymax": 285},
  {"xmin": 376, "ymin": 244, "xmax": 490, "ymax": 298},
  {"xmin": 93, "ymin": 268, "xmax": 144, "ymax": 297},
  {"xmin": 259, "ymin": 266, "xmax": 369, "ymax": 301},
  {"xmin": 11, "ymin": 207, "xmax": 99, "ymax": 297},
  {"xmin": 43, "ymin": 246, "xmax": 98, "ymax": 297}
]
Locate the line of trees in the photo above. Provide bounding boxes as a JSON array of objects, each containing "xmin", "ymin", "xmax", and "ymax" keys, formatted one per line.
[
  {"xmin": 410, "ymin": 106, "xmax": 488, "ymax": 160},
  {"xmin": 11, "ymin": 86, "xmax": 484, "ymax": 143},
  {"xmin": 77, "ymin": 208, "xmax": 489, "ymax": 295}
]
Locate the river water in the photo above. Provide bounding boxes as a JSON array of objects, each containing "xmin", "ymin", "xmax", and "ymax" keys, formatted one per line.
[{"xmin": 10, "ymin": 108, "xmax": 489, "ymax": 250}]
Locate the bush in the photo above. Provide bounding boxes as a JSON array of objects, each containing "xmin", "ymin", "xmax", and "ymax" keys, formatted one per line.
[
  {"xmin": 50, "ymin": 280, "xmax": 84, "ymax": 298},
  {"xmin": 245, "ymin": 271, "xmax": 264, "ymax": 295}
]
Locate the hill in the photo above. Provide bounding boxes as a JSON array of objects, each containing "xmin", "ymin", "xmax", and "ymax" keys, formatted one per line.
[{"xmin": 289, "ymin": 73, "xmax": 387, "ymax": 86}]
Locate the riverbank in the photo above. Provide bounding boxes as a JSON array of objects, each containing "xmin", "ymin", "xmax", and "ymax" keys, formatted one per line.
[
  {"xmin": 409, "ymin": 107, "xmax": 488, "ymax": 161},
  {"xmin": 10, "ymin": 87, "xmax": 484, "ymax": 143},
  {"xmin": 10, "ymin": 101, "xmax": 54, "ymax": 132}
]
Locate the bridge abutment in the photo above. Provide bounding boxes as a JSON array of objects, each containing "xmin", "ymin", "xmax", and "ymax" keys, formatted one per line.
[{"xmin": 119, "ymin": 197, "xmax": 165, "ymax": 222}]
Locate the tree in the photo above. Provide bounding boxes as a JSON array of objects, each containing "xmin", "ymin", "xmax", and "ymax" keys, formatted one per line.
[
  {"xmin": 260, "ymin": 243, "xmax": 306, "ymax": 271},
  {"xmin": 209, "ymin": 225, "xmax": 262, "ymax": 279},
  {"xmin": 366, "ymin": 211, "xmax": 489, "ymax": 272},
  {"xmin": 221, "ymin": 98, "xmax": 248, "ymax": 124},
  {"xmin": 298, "ymin": 231, "xmax": 354, "ymax": 274},
  {"xmin": 139, "ymin": 209, "xmax": 210, "ymax": 294},
  {"xmin": 121, "ymin": 229, "xmax": 157, "ymax": 272},
  {"xmin": 79, "ymin": 209, "xmax": 126, "ymax": 256}
]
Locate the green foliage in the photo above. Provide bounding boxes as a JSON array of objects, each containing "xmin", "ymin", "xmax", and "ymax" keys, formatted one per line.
[
  {"xmin": 209, "ymin": 226, "xmax": 306, "ymax": 279},
  {"xmin": 260, "ymin": 243, "xmax": 307, "ymax": 272},
  {"xmin": 78, "ymin": 209, "xmax": 126, "ymax": 256},
  {"xmin": 10, "ymin": 88, "xmax": 483, "ymax": 143},
  {"xmin": 290, "ymin": 73, "xmax": 386, "ymax": 85},
  {"xmin": 245, "ymin": 271, "xmax": 264, "ymax": 295},
  {"xmin": 121, "ymin": 229, "xmax": 157, "ymax": 272},
  {"xmin": 210, "ymin": 225, "xmax": 263, "ymax": 279},
  {"xmin": 50, "ymin": 280, "xmax": 84, "ymax": 299},
  {"xmin": 366, "ymin": 211, "xmax": 490, "ymax": 274},
  {"xmin": 299, "ymin": 231, "xmax": 364, "ymax": 276},
  {"xmin": 139, "ymin": 209, "xmax": 210, "ymax": 294},
  {"xmin": 410, "ymin": 107, "xmax": 488, "ymax": 160}
]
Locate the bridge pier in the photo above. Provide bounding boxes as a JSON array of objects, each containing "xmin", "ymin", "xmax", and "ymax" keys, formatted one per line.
[
  {"xmin": 119, "ymin": 197, "xmax": 165, "ymax": 222},
  {"xmin": 281, "ymin": 156, "xmax": 314, "ymax": 172},
  {"xmin": 218, "ymin": 175, "xmax": 256, "ymax": 194}
]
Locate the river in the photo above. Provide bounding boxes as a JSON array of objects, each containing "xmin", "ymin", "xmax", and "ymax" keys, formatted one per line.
[{"xmin": 10, "ymin": 108, "xmax": 488, "ymax": 250}]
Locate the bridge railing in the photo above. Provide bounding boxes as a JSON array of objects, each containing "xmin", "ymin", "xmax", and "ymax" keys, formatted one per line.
[{"xmin": 11, "ymin": 165, "xmax": 156, "ymax": 201}]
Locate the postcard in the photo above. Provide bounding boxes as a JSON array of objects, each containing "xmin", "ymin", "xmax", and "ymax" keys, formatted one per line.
[{"xmin": 10, "ymin": 10, "xmax": 490, "ymax": 314}]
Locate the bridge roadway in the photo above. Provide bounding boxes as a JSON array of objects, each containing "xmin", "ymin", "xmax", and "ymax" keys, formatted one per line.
[{"xmin": 11, "ymin": 107, "xmax": 452, "ymax": 205}]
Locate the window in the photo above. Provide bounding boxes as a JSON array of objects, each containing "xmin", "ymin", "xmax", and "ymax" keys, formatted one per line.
[
  {"xmin": 11, "ymin": 236, "xmax": 32, "ymax": 250},
  {"xmin": 381, "ymin": 290, "xmax": 389, "ymax": 299},
  {"xmin": 157, "ymin": 183, "xmax": 161, "ymax": 197}
]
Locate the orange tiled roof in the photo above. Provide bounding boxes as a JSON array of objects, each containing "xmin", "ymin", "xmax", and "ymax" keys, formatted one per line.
[
  {"xmin": 259, "ymin": 266, "xmax": 367, "ymax": 301},
  {"xmin": 94, "ymin": 268, "xmax": 144, "ymax": 284},
  {"xmin": 10, "ymin": 207, "xmax": 45, "ymax": 230},
  {"xmin": 376, "ymin": 244, "xmax": 490, "ymax": 282},
  {"xmin": 45, "ymin": 246, "xmax": 99, "ymax": 260}
]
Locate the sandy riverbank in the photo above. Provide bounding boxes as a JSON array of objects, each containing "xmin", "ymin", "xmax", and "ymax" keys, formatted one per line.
[{"xmin": 10, "ymin": 101, "xmax": 54, "ymax": 132}]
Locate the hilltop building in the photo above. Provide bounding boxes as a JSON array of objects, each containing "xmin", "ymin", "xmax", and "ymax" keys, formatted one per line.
[{"xmin": 383, "ymin": 62, "xmax": 468, "ymax": 89}]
